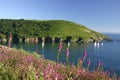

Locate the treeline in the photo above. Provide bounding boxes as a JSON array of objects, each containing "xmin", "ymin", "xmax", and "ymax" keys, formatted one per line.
[
  {"xmin": 0, "ymin": 19, "xmax": 59, "ymax": 43},
  {"xmin": 0, "ymin": 19, "xmax": 54, "ymax": 38}
]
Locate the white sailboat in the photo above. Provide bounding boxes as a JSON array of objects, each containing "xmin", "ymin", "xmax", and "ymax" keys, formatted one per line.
[
  {"xmin": 68, "ymin": 42, "xmax": 70, "ymax": 48},
  {"xmin": 94, "ymin": 42, "xmax": 97, "ymax": 47}
]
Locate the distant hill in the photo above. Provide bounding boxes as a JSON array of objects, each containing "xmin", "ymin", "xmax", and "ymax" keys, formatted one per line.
[{"xmin": 0, "ymin": 19, "xmax": 108, "ymax": 43}]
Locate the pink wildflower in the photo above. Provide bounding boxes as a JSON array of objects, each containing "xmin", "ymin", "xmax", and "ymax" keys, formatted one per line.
[
  {"xmin": 65, "ymin": 48, "xmax": 69, "ymax": 56},
  {"xmin": 97, "ymin": 59, "xmax": 101, "ymax": 66},
  {"xmin": 35, "ymin": 75, "xmax": 39, "ymax": 79},
  {"xmin": 87, "ymin": 58, "xmax": 91, "ymax": 67},
  {"xmin": 79, "ymin": 59, "xmax": 83, "ymax": 64},
  {"xmin": 58, "ymin": 42, "xmax": 62, "ymax": 52},
  {"xmin": 65, "ymin": 48, "xmax": 69, "ymax": 66},
  {"xmin": 83, "ymin": 50, "xmax": 87, "ymax": 61}
]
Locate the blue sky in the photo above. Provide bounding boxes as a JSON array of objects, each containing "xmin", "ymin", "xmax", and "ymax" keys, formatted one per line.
[{"xmin": 0, "ymin": 0, "xmax": 120, "ymax": 33}]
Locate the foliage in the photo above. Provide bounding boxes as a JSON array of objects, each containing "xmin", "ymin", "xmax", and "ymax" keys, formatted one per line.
[
  {"xmin": 0, "ymin": 19, "xmax": 107, "ymax": 42},
  {"xmin": 0, "ymin": 45, "xmax": 118, "ymax": 80},
  {"xmin": 0, "ymin": 63, "xmax": 17, "ymax": 80}
]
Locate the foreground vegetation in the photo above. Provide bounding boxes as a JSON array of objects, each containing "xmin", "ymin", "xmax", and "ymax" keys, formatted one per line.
[
  {"xmin": 0, "ymin": 19, "xmax": 108, "ymax": 42},
  {"xmin": 0, "ymin": 45, "xmax": 118, "ymax": 80}
]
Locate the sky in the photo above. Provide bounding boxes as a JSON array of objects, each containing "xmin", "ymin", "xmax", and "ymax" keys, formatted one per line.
[{"xmin": 0, "ymin": 0, "xmax": 120, "ymax": 33}]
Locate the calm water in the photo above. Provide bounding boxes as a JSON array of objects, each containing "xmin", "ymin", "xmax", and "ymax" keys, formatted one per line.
[{"xmin": 6, "ymin": 33, "xmax": 120, "ymax": 75}]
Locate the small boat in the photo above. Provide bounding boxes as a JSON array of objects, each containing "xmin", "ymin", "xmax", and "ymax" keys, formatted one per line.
[
  {"xmin": 94, "ymin": 42, "xmax": 97, "ymax": 47},
  {"xmin": 68, "ymin": 42, "xmax": 70, "ymax": 48}
]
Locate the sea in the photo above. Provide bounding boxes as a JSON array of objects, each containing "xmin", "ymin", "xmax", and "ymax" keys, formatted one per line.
[{"xmin": 2, "ymin": 33, "xmax": 120, "ymax": 76}]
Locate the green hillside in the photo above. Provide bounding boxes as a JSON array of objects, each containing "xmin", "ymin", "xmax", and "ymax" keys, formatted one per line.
[{"xmin": 0, "ymin": 19, "xmax": 108, "ymax": 42}]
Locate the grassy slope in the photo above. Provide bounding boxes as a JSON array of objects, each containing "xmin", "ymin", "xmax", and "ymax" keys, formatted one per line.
[
  {"xmin": 32, "ymin": 20, "xmax": 107, "ymax": 41},
  {"xmin": 0, "ymin": 19, "xmax": 107, "ymax": 42}
]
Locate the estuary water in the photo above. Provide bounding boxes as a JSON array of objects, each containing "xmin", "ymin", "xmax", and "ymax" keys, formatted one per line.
[{"xmin": 8, "ymin": 33, "xmax": 120, "ymax": 75}]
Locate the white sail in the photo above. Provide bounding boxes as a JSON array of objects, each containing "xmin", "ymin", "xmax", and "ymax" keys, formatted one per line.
[
  {"xmin": 42, "ymin": 41, "xmax": 45, "ymax": 48},
  {"xmin": 68, "ymin": 42, "xmax": 70, "ymax": 48},
  {"xmin": 94, "ymin": 42, "xmax": 97, "ymax": 47}
]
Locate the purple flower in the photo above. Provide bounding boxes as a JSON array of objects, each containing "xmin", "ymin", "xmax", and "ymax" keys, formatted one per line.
[
  {"xmin": 79, "ymin": 59, "xmax": 83, "ymax": 64},
  {"xmin": 97, "ymin": 59, "xmax": 101, "ymax": 66},
  {"xmin": 58, "ymin": 42, "xmax": 62, "ymax": 52},
  {"xmin": 87, "ymin": 58, "xmax": 91, "ymax": 67},
  {"xmin": 83, "ymin": 50, "xmax": 87, "ymax": 61},
  {"xmin": 65, "ymin": 48, "xmax": 69, "ymax": 57}
]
